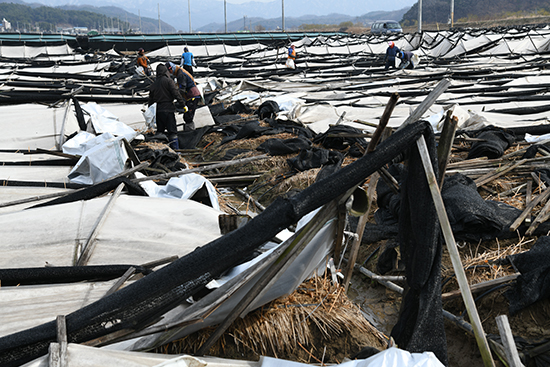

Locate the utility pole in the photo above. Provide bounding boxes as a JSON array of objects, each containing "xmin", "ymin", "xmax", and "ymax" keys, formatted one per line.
[
  {"xmin": 282, "ymin": 0, "xmax": 285, "ymax": 31},
  {"xmin": 418, "ymin": 0, "xmax": 422, "ymax": 33},
  {"xmin": 188, "ymin": 0, "xmax": 192, "ymax": 32},
  {"xmin": 158, "ymin": 3, "xmax": 161, "ymax": 34},
  {"xmin": 224, "ymin": 0, "xmax": 227, "ymax": 33},
  {"xmin": 450, "ymin": 0, "xmax": 454, "ymax": 28}
]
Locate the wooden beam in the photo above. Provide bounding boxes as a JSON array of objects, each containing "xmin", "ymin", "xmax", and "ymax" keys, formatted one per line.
[
  {"xmin": 437, "ymin": 113, "xmax": 458, "ymax": 188},
  {"xmin": 496, "ymin": 315, "xmax": 524, "ymax": 367},
  {"xmin": 509, "ymin": 185, "xmax": 550, "ymax": 232}
]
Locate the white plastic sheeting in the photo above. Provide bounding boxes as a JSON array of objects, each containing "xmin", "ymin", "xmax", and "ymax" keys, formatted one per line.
[
  {"xmin": 0, "ymin": 279, "xmax": 129, "ymax": 338},
  {"xmin": 260, "ymin": 348, "xmax": 444, "ymax": 367},
  {"xmin": 23, "ymin": 344, "xmax": 258, "ymax": 367},
  {"xmin": 0, "ymin": 195, "xmax": 222, "ymax": 269},
  {"xmin": 140, "ymin": 173, "xmax": 220, "ymax": 211},
  {"xmin": 67, "ymin": 133, "xmax": 129, "ymax": 185},
  {"xmin": 82, "ymin": 102, "xmax": 139, "ymax": 142},
  {"xmin": 0, "ymin": 103, "xmax": 80, "ymax": 150}
]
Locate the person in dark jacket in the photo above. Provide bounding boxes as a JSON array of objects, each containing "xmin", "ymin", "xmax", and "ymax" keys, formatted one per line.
[
  {"xmin": 397, "ymin": 50, "xmax": 415, "ymax": 69},
  {"xmin": 384, "ymin": 41, "xmax": 401, "ymax": 70},
  {"xmin": 166, "ymin": 62, "xmax": 201, "ymax": 131},
  {"xmin": 148, "ymin": 63, "xmax": 186, "ymax": 150}
]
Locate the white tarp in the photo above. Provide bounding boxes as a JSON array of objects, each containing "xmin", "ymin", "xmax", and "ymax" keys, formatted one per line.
[
  {"xmin": 0, "ymin": 195, "xmax": 222, "ymax": 269},
  {"xmin": 82, "ymin": 102, "xmax": 139, "ymax": 142},
  {"xmin": 67, "ymin": 134, "xmax": 129, "ymax": 185}
]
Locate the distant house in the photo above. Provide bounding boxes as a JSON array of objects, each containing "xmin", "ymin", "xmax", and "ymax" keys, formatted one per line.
[{"xmin": 73, "ymin": 27, "xmax": 88, "ymax": 35}]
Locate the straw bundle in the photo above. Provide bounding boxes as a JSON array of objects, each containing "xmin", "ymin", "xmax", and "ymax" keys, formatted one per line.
[{"xmin": 157, "ymin": 276, "xmax": 387, "ymax": 363}]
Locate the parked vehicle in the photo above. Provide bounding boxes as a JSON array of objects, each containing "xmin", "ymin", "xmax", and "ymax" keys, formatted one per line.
[{"xmin": 370, "ymin": 20, "xmax": 403, "ymax": 34}]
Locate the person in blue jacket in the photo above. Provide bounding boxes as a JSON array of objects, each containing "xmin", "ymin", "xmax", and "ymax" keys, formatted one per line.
[
  {"xmin": 180, "ymin": 47, "xmax": 196, "ymax": 76},
  {"xmin": 397, "ymin": 50, "xmax": 415, "ymax": 69},
  {"xmin": 384, "ymin": 41, "xmax": 401, "ymax": 70}
]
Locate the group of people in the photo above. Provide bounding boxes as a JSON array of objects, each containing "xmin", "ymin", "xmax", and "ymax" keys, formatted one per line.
[
  {"xmin": 139, "ymin": 41, "xmax": 415, "ymax": 150},
  {"xmin": 384, "ymin": 41, "xmax": 416, "ymax": 70},
  {"xmin": 138, "ymin": 47, "xmax": 200, "ymax": 150}
]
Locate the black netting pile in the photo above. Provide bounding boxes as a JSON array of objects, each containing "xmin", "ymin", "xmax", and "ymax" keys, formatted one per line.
[
  {"xmin": 505, "ymin": 236, "xmax": 550, "ymax": 315},
  {"xmin": 375, "ymin": 172, "xmax": 522, "ymax": 242},
  {"xmin": 0, "ymin": 120, "xmax": 430, "ymax": 367},
  {"xmin": 389, "ymin": 127, "xmax": 448, "ymax": 366},
  {"xmin": 466, "ymin": 127, "xmax": 515, "ymax": 159},
  {"xmin": 313, "ymin": 125, "xmax": 368, "ymax": 157}
]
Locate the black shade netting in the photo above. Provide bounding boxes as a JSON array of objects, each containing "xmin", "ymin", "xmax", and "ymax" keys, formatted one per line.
[
  {"xmin": 256, "ymin": 100, "xmax": 280, "ymax": 119},
  {"xmin": 375, "ymin": 172, "xmax": 522, "ymax": 242},
  {"xmin": 312, "ymin": 125, "xmax": 368, "ymax": 152},
  {"xmin": 505, "ymin": 236, "xmax": 550, "ymax": 315},
  {"xmin": 466, "ymin": 127, "xmax": 515, "ymax": 159},
  {"xmin": 72, "ymin": 97, "xmax": 87, "ymax": 131},
  {"xmin": 135, "ymin": 147, "xmax": 186, "ymax": 171},
  {"xmin": 256, "ymin": 137, "xmax": 312, "ymax": 155},
  {"xmin": 0, "ymin": 265, "xmax": 151, "ymax": 286},
  {"xmin": 287, "ymin": 147, "xmax": 344, "ymax": 172},
  {"xmin": 29, "ymin": 177, "xmax": 148, "ymax": 209},
  {"xmin": 441, "ymin": 173, "xmax": 522, "ymax": 242},
  {"xmin": 522, "ymin": 144, "xmax": 550, "ymax": 159},
  {"xmin": 390, "ymin": 127, "xmax": 448, "ymax": 366},
  {"xmin": 0, "ymin": 121, "xmax": 430, "ymax": 367},
  {"xmin": 177, "ymin": 126, "xmax": 211, "ymax": 149}
]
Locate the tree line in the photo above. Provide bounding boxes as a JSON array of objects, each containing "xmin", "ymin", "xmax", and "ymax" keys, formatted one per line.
[{"xmin": 0, "ymin": 3, "xmax": 130, "ymax": 32}]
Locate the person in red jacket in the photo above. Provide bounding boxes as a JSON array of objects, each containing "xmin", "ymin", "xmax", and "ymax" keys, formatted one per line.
[
  {"xmin": 166, "ymin": 62, "xmax": 201, "ymax": 131},
  {"xmin": 148, "ymin": 63, "xmax": 186, "ymax": 150}
]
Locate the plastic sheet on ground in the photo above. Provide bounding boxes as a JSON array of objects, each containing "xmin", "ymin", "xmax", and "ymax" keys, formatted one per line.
[
  {"xmin": 67, "ymin": 134, "xmax": 129, "ymax": 185},
  {"xmin": 260, "ymin": 348, "xmax": 444, "ymax": 367},
  {"xmin": 82, "ymin": 102, "xmax": 139, "ymax": 142},
  {"xmin": 139, "ymin": 172, "xmax": 220, "ymax": 211}
]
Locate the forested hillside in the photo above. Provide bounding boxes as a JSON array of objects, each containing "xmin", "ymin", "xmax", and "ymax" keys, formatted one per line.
[
  {"xmin": 401, "ymin": 0, "xmax": 550, "ymax": 25},
  {"xmin": 0, "ymin": 2, "xmax": 129, "ymax": 32}
]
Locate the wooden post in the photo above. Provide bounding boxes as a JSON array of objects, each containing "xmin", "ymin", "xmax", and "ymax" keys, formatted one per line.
[
  {"xmin": 437, "ymin": 112, "xmax": 458, "ymax": 188},
  {"xmin": 56, "ymin": 315, "xmax": 68, "ymax": 367},
  {"xmin": 417, "ymin": 135, "xmax": 495, "ymax": 367},
  {"xmin": 76, "ymin": 182, "xmax": 125, "ymax": 266},
  {"xmin": 400, "ymin": 79, "xmax": 452, "ymax": 127},
  {"xmin": 496, "ymin": 315, "xmax": 524, "ymax": 367},
  {"xmin": 342, "ymin": 93, "xmax": 399, "ymax": 291}
]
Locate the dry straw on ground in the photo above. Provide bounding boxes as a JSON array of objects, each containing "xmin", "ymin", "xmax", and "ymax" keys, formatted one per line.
[{"xmin": 156, "ymin": 275, "xmax": 387, "ymax": 360}]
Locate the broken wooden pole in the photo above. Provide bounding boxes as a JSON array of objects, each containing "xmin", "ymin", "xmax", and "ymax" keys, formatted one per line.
[
  {"xmin": 49, "ymin": 315, "xmax": 67, "ymax": 367},
  {"xmin": 474, "ymin": 159, "xmax": 527, "ymax": 188},
  {"xmin": 417, "ymin": 135, "xmax": 495, "ymax": 367},
  {"xmin": 437, "ymin": 112, "xmax": 458, "ymax": 188},
  {"xmin": 509, "ymin": 185, "xmax": 550, "ymax": 232},
  {"xmin": 343, "ymin": 94, "xmax": 399, "ymax": 292},
  {"xmin": 76, "ymin": 182, "xmax": 125, "ymax": 266},
  {"xmin": 496, "ymin": 315, "xmax": 524, "ymax": 367},
  {"xmin": 103, "ymin": 267, "xmax": 137, "ymax": 297},
  {"xmin": 401, "ymin": 78, "xmax": 452, "ymax": 127}
]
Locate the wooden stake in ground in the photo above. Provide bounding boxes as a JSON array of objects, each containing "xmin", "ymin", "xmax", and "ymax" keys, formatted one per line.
[
  {"xmin": 342, "ymin": 92, "xmax": 399, "ymax": 292},
  {"xmin": 496, "ymin": 315, "xmax": 524, "ymax": 367},
  {"xmin": 417, "ymin": 136, "xmax": 495, "ymax": 367},
  {"xmin": 437, "ymin": 112, "xmax": 458, "ymax": 188}
]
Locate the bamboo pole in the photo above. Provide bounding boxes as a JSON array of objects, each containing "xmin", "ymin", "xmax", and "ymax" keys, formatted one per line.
[{"xmin": 416, "ymin": 135, "xmax": 495, "ymax": 367}]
